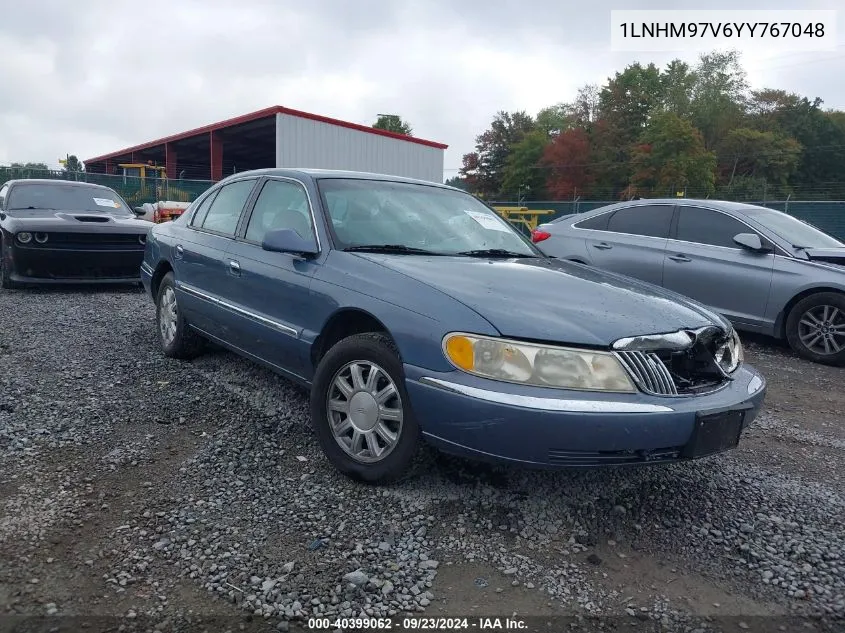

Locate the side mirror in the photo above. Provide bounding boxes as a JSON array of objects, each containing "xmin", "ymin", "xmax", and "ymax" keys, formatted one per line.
[
  {"xmin": 733, "ymin": 232, "xmax": 770, "ymax": 253},
  {"xmin": 132, "ymin": 207, "xmax": 146, "ymax": 216},
  {"xmin": 261, "ymin": 228, "xmax": 318, "ymax": 256}
]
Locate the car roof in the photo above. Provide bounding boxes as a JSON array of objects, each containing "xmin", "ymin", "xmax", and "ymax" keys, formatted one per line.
[
  {"xmin": 574, "ymin": 198, "xmax": 776, "ymax": 218},
  {"xmin": 217, "ymin": 168, "xmax": 460, "ymax": 191},
  {"xmin": 3, "ymin": 178, "xmax": 119, "ymax": 193}
]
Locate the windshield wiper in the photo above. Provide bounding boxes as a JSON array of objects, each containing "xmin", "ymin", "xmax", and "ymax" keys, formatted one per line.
[
  {"xmin": 455, "ymin": 248, "xmax": 537, "ymax": 258},
  {"xmin": 343, "ymin": 244, "xmax": 442, "ymax": 255},
  {"xmin": 10, "ymin": 206, "xmax": 58, "ymax": 210}
]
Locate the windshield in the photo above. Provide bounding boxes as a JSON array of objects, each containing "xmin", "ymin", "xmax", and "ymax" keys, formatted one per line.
[
  {"xmin": 317, "ymin": 178, "xmax": 539, "ymax": 256},
  {"xmin": 743, "ymin": 207, "xmax": 844, "ymax": 249},
  {"xmin": 7, "ymin": 183, "xmax": 131, "ymax": 214}
]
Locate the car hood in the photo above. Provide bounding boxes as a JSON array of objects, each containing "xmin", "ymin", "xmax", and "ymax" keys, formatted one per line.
[
  {"xmin": 3, "ymin": 208, "xmax": 150, "ymax": 232},
  {"xmin": 356, "ymin": 254, "xmax": 729, "ymax": 347},
  {"xmin": 803, "ymin": 247, "xmax": 845, "ymax": 266}
]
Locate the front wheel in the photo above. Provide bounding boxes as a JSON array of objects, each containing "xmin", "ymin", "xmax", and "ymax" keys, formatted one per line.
[
  {"xmin": 310, "ymin": 333, "xmax": 420, "ymax": 484},
  {"xmin": 155, "ymin": 272, "xmax": 205, "ymax": 359},
  {"xmin": 785, "ymin": 292, "xmax": 845, "ymax": 366}
]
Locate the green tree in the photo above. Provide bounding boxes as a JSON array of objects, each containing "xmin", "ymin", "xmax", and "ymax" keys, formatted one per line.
[
  {"xmin": 372, "ymin": 114, "xmax": 413, "ymax": 136},
  {"xmin": 598, "ymin": 62, "xmax": 664, "ymax": 142},
  {"xmin": 660, "ymin": 59, "xmax": 697, "ymax": 118},
  {"xmin": 535, "ymin": 104, "xmax": 574, "ymax": 137},
  {"xmin": 629, "ymin": 112, "xmax": 716, "ymax": 197},
  {"xmin": 459, "ymin": 111, "xmax": 535, "ymax": 198},
  {"xmin": 10, "ymin": 162, "xmax": 50, "ymax": 170},
  {"xmin": 501, "ymin": 131, "xmax": 549, "ymax": 199},
  {"xmin": 444, "ymin": 176, "xmax": 468, "ymax": 190},
  {"xmin": 720, "ymin": 128, "xmax": 801, "ymax": 187},
  {"xmin": 62, "ymin": 155, "xmax": 84, "ymax": 173},
  {"xmin": 689, "ymin": 50, "xmax": 749, "ymax": 150}
]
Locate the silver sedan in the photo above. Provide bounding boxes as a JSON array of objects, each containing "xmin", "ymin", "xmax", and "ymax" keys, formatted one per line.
[{"xmin": 532, "ymin": 199, "xmax": 845, "ymax": 366}]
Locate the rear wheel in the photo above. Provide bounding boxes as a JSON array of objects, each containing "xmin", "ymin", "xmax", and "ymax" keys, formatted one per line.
[
  {"xmin": 310, "ymin": 333, "xmax": 420, "ymax": 484},
  {"xmin": 155, "ymin": 272, "xmax": 204, "ymax": 359},
  {"xmin": 785, "ymin": 292, "xmax": 845, "ymax": 366}
]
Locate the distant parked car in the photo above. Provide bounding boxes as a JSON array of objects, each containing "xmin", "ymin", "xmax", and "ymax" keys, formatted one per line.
[
  {"xmin": 0, "ymin": 179, "xmax": 151, "ymax": 288},
  {"xmin": 532, "ymin": 199, "xmax": 845, "ymax": 366},
  {"xmin": 141, "ymin": 170, "xmax": 765, "ymax": 484}
]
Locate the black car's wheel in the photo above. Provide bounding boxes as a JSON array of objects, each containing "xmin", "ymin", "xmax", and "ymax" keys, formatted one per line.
[
  {"xmin": 310, "ymin": 332, "xmax": 420, "ymax": 484},
  {"xmin": 0, "ymin": 236, "xmax": 18, "ymax": 290},
  {"xmin": 785, "ymin": 292, "xmax": 845, "ymax": 366},
  {"xmin": 155, "ymin": 272, "xmax": 204, "ymax": 359}
]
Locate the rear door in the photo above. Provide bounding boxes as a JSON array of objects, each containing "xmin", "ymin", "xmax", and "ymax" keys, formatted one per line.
[
  {"xmin": 173, "ymin": 178, "xmax": 259, "ymax": 339},
  {"xmin": 662, "ymin": 205, "xmax": 775, "ymax": 326},
  {"xmin": 582, "ymin": 203, "xmax": 674, "ymax": 286},
  {"xmin": 222, "ymin": 177, "xmax": 322, "ymax": 379}
]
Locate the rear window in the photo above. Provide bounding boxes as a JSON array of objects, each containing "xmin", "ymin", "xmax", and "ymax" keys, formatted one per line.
[
  {"xmin": 7, "ymin": 183, "xmax": 129, "ymax": 214},
  {"xmin": 574, "ymin": 211, "xmax": 611, "ymax": 230}
]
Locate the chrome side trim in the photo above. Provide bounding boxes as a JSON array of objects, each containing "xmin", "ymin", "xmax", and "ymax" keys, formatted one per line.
[
  {"xmin": 140, "ymin": 262, "xmax": 154, "ymax": 275},
  {"xmin": 175, "ymin": 281, "xmax": 298, "ymax": 338},
  {"xmin": 418, "ymin": 377, "xmax": 674, "ymax": 413}
]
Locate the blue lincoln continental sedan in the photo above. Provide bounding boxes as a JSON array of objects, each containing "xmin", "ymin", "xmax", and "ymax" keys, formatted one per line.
[{"xmin": 140, "ymin": 169, "xmax": 766, "ymax": 483}]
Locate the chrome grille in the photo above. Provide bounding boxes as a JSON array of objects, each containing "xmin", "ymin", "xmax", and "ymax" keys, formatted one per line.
[{"xmin": 616, "ymin": 351, "xmax": 678, "ymax": 396}]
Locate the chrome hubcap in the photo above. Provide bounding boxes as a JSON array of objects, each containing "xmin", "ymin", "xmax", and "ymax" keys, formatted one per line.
[
  {"xmin": 798, "ymin": 305, "xmax": 845, "ymax": 356},
  {"xmin": 159, "ymin": 286, "xmax": 178, "ymax": 345},
  {"xmin": 327, "ymin": 361, "xmax": 403, "ymax": 464}
]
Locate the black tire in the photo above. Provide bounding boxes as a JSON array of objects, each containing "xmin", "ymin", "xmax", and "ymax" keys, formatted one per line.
[
  {"xmin": 310, "ymin": 332, "xmax": 421, "ymax": 484},
  {"xmin": 0, "ymin": 236, "xmax": 18, "ymax": 290},
  {"xmin": 155, "ymin": 271, "xmax": 205, "ymax": 359},
  {"xmin": 785, "ymin": 291, "xmax": 845, "ymax": 366}
]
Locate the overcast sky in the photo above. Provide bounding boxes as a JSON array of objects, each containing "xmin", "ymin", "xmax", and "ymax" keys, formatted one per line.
[{"xmin": 1, "ymin": 0, "xmax": 843, "ymax": 179}]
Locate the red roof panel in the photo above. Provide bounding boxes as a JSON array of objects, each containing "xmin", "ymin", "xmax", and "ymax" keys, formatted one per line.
[{"xmin": 85, "ymin": 105, "xmax": 448, "ymax": 164}]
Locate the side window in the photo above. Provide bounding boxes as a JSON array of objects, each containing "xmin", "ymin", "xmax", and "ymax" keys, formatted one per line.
[
  {"xmin": 245, "ymin": 179, "xmax": 313, "ymax": 244},
  {"xmin": 190, "ymin": 190, "xmax": 219, "ymax": 228},
  {"xmin": 676, "ymin": 207, "xmax": 749, "ymax": 248},
  {"xmin": 199, "ymin": 179, "xmax": 256, "ymax": 237},
  {"xmin": 606, "ymin": 205, "xmax": 673, "ymax": 238},
  {"xmin": 574, "ymin": 211, "xmax": 611, "ymax": 230}
]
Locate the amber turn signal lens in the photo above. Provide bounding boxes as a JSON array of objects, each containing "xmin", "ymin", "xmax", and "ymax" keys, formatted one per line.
[{"xmin": 445, "ymin": 335, "xmax": 474, "ymax": 371}]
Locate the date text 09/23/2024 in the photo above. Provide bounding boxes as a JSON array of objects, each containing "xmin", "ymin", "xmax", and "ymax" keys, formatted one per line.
[{"xmin": 307, "ymin": 616, "xmax": 527, "ymax": 630}]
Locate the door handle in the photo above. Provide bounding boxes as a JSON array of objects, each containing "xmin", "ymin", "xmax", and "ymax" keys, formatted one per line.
[
  {"xmin": 592, "ymin": 242, "xmax": 613, "ymax": 250},
  {"xmin": 175, "ymin": 244, "xmax": 184, "ymax": 258},
  {"xmin": 229, "ymin": 260, "xmax": 241, "ymax": 275},
  {"xmin": 669, "ymin": 254, "xmax": 691, "ymax": 262}
]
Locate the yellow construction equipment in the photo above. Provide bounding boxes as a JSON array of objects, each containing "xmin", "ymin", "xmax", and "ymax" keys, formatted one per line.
[
  {"xmin": 492, "ymin": 206, "xmax": 556, "ymax": 233},
  {"xmin": 119, "ymin": 162, "xmax": 168, "ymax": 200}
]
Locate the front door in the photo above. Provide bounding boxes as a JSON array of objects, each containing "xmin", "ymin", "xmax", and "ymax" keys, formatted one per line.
[
  {"xmin": 222, "ymin": 177, "xmax": 321, "ymax": 379},
  {"xmin": 662, "ymin": 205, "xmax": 775, "ymax": 326}
]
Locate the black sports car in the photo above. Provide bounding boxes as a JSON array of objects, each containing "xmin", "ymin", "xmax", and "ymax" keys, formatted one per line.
[{"xmin": 0, "ymin": 179, "xmax": 152, "ymax": 288}]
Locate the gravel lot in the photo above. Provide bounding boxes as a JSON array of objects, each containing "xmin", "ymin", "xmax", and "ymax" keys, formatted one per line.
[{"xmin": 1, "ymin": 287, "xmax": 843, "ymax": 633}]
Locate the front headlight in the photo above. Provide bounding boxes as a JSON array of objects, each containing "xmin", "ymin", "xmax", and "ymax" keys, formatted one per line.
[
  {"xmin": 715, "ymin": 329, "xmax": 743, "ymax": 374},
  {"xmin": 443, "ymin": 333, "xmax": 637, "ymax": 392},
  {"xmin": 16, "ymin": 232, "xmax": 32, "ymax": 244}
]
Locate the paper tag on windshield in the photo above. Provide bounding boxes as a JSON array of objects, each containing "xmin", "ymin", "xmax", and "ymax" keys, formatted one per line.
[
  {"xmin": 464, "ymin": 209, "xmax": 510, "ymax": 232},
  {"xmin": 93, "ymin": 197, "xmax": 118, "ymax": 208}
]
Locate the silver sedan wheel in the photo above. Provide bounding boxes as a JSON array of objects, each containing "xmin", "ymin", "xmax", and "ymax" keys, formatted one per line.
[
  {"xmin": 159, "ymin": 286, "xmax": 178, "ymax": 346},
  {"xmin": 326, "ymin": 360, "xmax": 403, "ymax": 464},
  {"xmin": 798, "ymin": 304, "xmax": 845, "ymax": 356}
]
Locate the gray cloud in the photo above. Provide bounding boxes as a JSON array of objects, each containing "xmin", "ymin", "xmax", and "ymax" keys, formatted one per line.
[{"xmin": 1, "ymin": 0, "xmax": 843, "ymax": 176}]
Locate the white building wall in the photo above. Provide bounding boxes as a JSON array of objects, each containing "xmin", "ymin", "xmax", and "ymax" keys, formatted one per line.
[{"xmin": 275, "ymin": 113, "xmax": 444, "ymax": 183}]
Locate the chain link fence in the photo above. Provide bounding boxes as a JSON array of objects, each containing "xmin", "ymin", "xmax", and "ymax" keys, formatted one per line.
[{"xmin": 0, "ymin": 168, "xmax": 214, "ymax": 206}]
